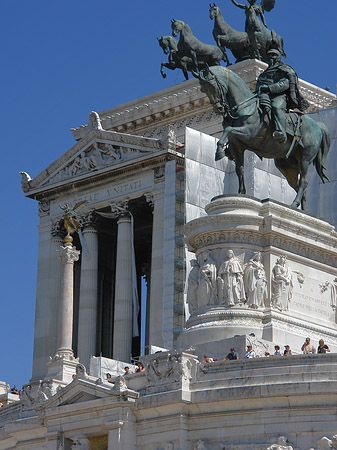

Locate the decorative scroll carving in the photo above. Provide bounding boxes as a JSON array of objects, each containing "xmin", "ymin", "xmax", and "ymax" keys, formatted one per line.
[
  {"xmin": 38, "ymin": 200, "xmax": 50, "ymax": 215},
  {"xmin": 20, "ymin": 380, "xmax": 56, "ymax": 409},
  {"xmin": 146, "ymin": 352, "xmax": 192, "ymax": 385},
  {"xmin": 88, "ymin": 111, "xmax": 103, "ymax": 131},
  {"xmin": 244, "ymin": 252, "xmax": 267, "ymax": 309},
  {"xmin": 19, "ymin": 171, "xmax": 32, "ymax": 192},
  {"xmin": 144, "ymin": 192, "xmax": 154, "ymax": 207},
  {"xmin": 218, "ymin": 250, "xmax": 245, "ymax": 307},
  {"xmin": 271, "ymin": 256, "xmax": 293, "ymax": 311},
  {"xmin": 51, "ymin": 220, "xmax": 64, "ymax": 238},
  {"xmin": 154, "ymin": 166, "xmax": 165, "ymax": 179}
]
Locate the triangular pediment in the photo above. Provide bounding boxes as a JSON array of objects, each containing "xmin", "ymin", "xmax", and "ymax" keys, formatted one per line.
[
  {"xmin": 23, "ymin": 129, "xmax": 165, "ymax": 196},
  {"xmin": 38, "ymin": 379, "xmax": 115, "ymax": 410}
]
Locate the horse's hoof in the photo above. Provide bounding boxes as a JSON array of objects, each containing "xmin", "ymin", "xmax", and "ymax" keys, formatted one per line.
[
  {"xmin": 290, "ymin": 201, "xmax": 300, "ymax": 209},
  {"xmin": 215, "ymin": 151, "xmax": 225, "ymax": 161},
  {"xmin": 162, "ymin": 74, "xmax": 167, "ymax": 79}
]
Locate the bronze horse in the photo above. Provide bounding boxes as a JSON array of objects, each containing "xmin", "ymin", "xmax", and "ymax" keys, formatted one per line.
[
  {"xmin": 194, "ymin": 66, "xmax": 330, "ymax": 209},
  {"xmin": 171, "ymin": 19, "xmax": 229, "ymax": 70}
]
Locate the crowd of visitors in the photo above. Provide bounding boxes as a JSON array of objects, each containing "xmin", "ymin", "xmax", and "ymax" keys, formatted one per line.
[{"xmin": 201, "ymin": 337, "xmax": 331, "ymax": 362}]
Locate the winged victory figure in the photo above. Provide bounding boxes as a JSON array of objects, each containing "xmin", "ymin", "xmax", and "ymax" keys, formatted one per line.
[
  {"xmin": 231, "ymin": 0, "xmax": 285, "ymax": 61},
  {"xmin": 59, "ymin": 201, "xmax": 88, "ymax": 239}
]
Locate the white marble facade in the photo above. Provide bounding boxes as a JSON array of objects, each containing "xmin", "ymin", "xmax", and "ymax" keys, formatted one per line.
[{"xmin": 1, "ymin": 60, "xmax": 337, "ymax": 450}]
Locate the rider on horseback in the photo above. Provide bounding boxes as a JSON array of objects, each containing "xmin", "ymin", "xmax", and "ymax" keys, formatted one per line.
[{"xmin": 256, "ymin": 48, "xmax": 309, "ymax": 144}]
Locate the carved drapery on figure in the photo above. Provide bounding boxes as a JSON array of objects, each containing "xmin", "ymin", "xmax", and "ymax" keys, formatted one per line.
[
  {"xmin": 244, "ymin": 251, "xmax": 268, "ymax": 308},
  {"xmin": 271, "ymin": 255, "xmax": 293, "ymax": 311},
  {"xmin": 197, "ymin": 251, "xmax": 217, "ymax": 308},
  {"xmin": 187, "ymin": 259, "xmax": 200, "ymax": 315},
  {"xmin": 218, "ymin": 250, "xmax": 245, "ymax": 307}
]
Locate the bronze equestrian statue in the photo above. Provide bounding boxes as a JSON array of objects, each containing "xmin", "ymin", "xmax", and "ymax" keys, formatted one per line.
[{"xmin": 193, "ymin": 59, "xmax": 330, "ymax": 210}]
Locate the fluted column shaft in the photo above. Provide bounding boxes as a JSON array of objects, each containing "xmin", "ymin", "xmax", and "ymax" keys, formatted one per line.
[
  {"xmin": 48, "ymin": 228, "xmax": 64, "ymax": 359},
  {"xmin": 113, "ymin": 215, "xmax": 133, "ymax": 362},
  {"xmin": 78, "ymin": 224, "xmax": 98, "ymax": 370},
  {"xmin": 56, "ymin": 241, "xmax": 80, "ymax": 357},
  {"xmin": 148, "ymin": 190, "xmax": 165, "ymax": 349}
]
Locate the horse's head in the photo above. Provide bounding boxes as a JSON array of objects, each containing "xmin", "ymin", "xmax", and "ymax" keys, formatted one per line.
[
  {"xmin": 209, "ymin": 3, "xmax": 219, "ymax": 20},
  {"xmin": 171, "ymin": 19, "xmax": 184, "ymax": 37},
  {"xmin": 157, "ymin": 36, "xmax": 170, "ymax": 55},
  {"xmin": 193, "ymin": 66, "xmax": 228, "ymax": 115}
]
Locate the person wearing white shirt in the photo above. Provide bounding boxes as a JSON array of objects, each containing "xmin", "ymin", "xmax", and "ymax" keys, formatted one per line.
[{"xmin": 244, "ymin": 345, "xmax": 256, "ymax": 359}]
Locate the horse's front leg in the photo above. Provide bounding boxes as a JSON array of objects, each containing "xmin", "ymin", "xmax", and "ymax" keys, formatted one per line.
[
  {"xmin": 231, "ymin": 141, "xmax": 246, "ymax": 194},
  {"xmin": 215, "ymin": 126, "xmax": 233, "ymax": 161},
  {"xmin": 160, "ymin": 63, "xmax": 167, "ymax": 79}
]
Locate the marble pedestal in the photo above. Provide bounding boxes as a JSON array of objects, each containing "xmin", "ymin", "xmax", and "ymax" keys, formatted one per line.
[{"xmin": 179, "ymin": 196, "xmax": 337, "ymax": 355}]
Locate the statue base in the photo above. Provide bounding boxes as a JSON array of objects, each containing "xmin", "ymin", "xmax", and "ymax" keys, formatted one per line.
[{"xmin": 180, "ymin": 196, "xmax": 337, "ymax": 356}]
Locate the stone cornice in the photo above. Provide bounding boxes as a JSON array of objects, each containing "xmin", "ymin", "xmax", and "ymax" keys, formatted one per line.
[
  {"xmin": 71, "ymin": 60, "xmax": 336, "ymax": 140},
  {"xmin": 185, "ymin": 196, "xmax": 337, "ymax": 267},
  {"xmin": 25, "ymin": 150, "xmax": 183, "ymax": 202}
]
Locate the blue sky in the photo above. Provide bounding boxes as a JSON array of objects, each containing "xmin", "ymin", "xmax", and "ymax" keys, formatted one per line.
[{"xmin": 1, "ymin": 0, "xmax": 336, "ymax": 390}]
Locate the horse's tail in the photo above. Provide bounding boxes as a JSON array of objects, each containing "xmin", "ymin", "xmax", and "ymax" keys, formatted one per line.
[{"xmin": 314, "ymin": 122, "xmax": 330, "ymax": 183}]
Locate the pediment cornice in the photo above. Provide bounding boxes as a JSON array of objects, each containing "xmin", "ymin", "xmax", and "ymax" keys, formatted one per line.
[
  {"xmin": 37, "ymin": 379, "xmax": 138, "ymax": 413},
  {"xmin": 22, "ymin": 130, "xmax": 165, "ymax": 197}
]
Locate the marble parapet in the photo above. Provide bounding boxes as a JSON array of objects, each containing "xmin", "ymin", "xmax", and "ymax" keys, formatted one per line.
[
  {"xmin": 71, "ymin": 59, "xmax": 337, "ymax": 142},
  {"xmin": 3, "ymin": 352, "xmax": 337, "ymax": 449}
]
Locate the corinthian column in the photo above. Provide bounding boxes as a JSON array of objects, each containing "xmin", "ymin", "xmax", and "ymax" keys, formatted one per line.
[
  {"xmin": 112, "ymin": 201, "xmax": 134, "ymax": 362},
  {"xmin": 77, "ymin": 212, "xmax": 98, "ymax": 370},
  {"xmin": 55, "ymin": 238, "xmax": 80, "ymax": 359}
]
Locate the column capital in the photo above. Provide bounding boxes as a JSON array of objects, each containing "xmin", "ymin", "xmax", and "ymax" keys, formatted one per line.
[
  {"xmin": 110, "ymin": 200, "xmax": 130, "ymax": 219},
  {"xmin": 79, "ymin": 210, "xmax": 98, "ymax": 231},
  {"xmin": 144, "ymin": 192, "xmax": 154, "ymax": 208},
  {"xmin": 57, "ymin": 242, "xmax": 80, "ymax": 264}
]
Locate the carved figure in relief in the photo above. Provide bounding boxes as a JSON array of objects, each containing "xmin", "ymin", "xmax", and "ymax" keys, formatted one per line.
[
  {"xmin": 187, "ymin": 259, "xmax": 200, "ymax": 315},
  {"xmin": 271, "ymin": 256, "xmax": 292, "ymax": 311},
  {"xmin": 317, "ymin": 435, "xmax": 337, "ymax": 450},
  {"xmin": 218, "ymin": 250, "xmax": 245, "ymax": 306},
  {"xmin": 197, "ymin": 251, "xmax": 217, "ymax": 307},
  {"xmin": 244, "ymin": 251, "xmax": 268, "ymax": 308},
  {"xmin": 267, "ymin": 435, "xmax": 293, "ymax": 450}
]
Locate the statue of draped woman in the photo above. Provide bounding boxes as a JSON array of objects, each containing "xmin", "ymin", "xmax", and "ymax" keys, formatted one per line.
[
  {"xmin": 271, "ymin": 255, "xmax": 293, "ymax": 311},
  {"xmin": 197, "ymin": 251, "xmax": 217, "ymax": 308},
  {"xmin": 244, "ymin": 251, "xmax": 268, "ymax": 308}
]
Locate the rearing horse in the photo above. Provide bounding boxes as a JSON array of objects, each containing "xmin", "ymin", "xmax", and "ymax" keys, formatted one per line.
[
  {"xmin": 171, "ymin": 19, "xmax": 229, "ymax": 70},
  {"xmin": 209, "ymin": 3, "xmax": 252, "ymax": 63},
  {"xmin": 194, "ymin": 66, "xmax": 330, "ymax": 209}
]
